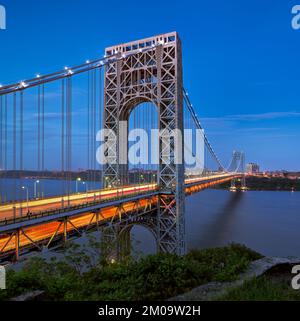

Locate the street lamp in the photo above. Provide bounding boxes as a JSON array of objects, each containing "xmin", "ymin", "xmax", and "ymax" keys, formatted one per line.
[
  {"xmin": 22, "ymin": 186, "xmax": 29, "ymax": 214},
  {"xmin": 82, "ymin": 181, "xmax": 88, "ymax": 200},
  {"xmin": 34, "ymin": 180, "xmax": 40, "ymax": 199},
  {"xmin": 76, "ymin": 177, "xmax": 82, "ymax": 193}
]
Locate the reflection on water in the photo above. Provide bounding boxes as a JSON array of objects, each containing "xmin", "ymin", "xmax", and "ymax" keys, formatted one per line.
[
  {"xmin": 133, "ymin": 189, "xmax": 300, "ymax": 257},
  {"xmin": 187, "ymin": 191, "xmax": 243, "ymax": 248}
]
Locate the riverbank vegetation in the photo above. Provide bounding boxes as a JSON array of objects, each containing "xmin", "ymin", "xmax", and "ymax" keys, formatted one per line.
[
  {"xmin": 217, "ymin": 264, "xmax": 300, "ymax": 300},
  {"xmin": 0, "ymin": 242, "xmax": 262, "ymax": 301}
]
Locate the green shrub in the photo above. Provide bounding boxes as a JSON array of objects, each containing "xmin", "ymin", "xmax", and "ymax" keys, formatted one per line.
[
  {"xmin": 0, "ymin": 243, "xmax": 262, "ymax": 301},
  {"xmin": 218, "ymin": 276, "xmax": 300, "ymax": 301}
]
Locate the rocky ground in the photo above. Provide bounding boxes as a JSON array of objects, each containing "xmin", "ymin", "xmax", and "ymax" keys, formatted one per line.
[{"xmin": 170, "ymin": 257, "xmax": 300, "ymax": 301}]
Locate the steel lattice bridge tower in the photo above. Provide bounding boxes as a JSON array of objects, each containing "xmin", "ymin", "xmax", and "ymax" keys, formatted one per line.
[
  {"xmin": 0, "ymin": 32, "xmax": 246, "ymax": 262},
  {"xmin": 103, "ymin": 33, "xmax": 185, "ymax": 254}
]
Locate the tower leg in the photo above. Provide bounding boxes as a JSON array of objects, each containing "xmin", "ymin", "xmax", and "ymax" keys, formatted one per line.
[
  {"xmin": 101, "ymin": 224, "xmax": 133, "ymax": 262},
  {"xmin": 157, "ymin": 194, "xmax": 185, "ymax": 255},
  {"xmin": 230, "ymin": 178, "xmax": 237, "ymax": 192},
  {"xmin": 241, "ymin": 175, "xmax": 247, "ymax": 191},
  {"xmin": 101, "ymin": 225, "xmax": 119, "ymax": 263}
]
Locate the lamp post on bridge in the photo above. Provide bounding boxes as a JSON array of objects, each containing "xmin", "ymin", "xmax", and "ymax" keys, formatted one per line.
[
  {"xmin": 76, "ymin": 177, "xmax": 81, "ymax": 194},
  {"xmin": 82, "ymin": 181, "xmax": 88, "ymax": 201},
  {"xmin": 21, "ymin": 186, "xmax": 29, "ymax": 214},
  {"xmin": 34, "ymin": 180, "xmax": 40, "ymax": 199}
]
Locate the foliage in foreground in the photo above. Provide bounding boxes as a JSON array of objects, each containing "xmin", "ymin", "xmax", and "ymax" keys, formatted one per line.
[
  {"xmin": 0, "ymin": 242, "xmax": 262, "ymax": 301},
  {"xmin": 217, "ymin": 275, "xmax": 300, "ymax": 301}
]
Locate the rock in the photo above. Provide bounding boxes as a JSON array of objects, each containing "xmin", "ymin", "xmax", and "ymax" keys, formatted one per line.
[
  {"xmin": 10, "ymin": 290, "xmax": 45, "ymax": 301},
  {"xmin": 168, "ymin": 256, "xmax": 300, "ymax": 301}
]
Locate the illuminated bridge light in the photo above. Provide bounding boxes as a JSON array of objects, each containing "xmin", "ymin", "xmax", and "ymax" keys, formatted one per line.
[{"xmin": 19, "ymin": 81, "xmax": 28, "ymax": 88}]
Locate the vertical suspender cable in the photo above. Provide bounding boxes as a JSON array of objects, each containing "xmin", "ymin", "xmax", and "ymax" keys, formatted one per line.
[
  {"xmin": 36, "ymin": 86, "xmax": 41, "ymax": 198},
  {"xmin": 91, "ymin": 69, "xmax": 94, "ymax": 189},
  {"xmin": 13, "ymin": 93, "xmax": 17, "ymax": 201},
  {"xmin": 87, "ymin": 71, "xmax": 90, "ymax": 190},
  {"xmin": 61, "ymin": 79, "xmax": 65, "ymax": 195},
  {"xmin": 4, "ymin": 96, "xmax": 7, "ymax": 202},
  {"xmin": 92, "ymin": 70, "xmax": 94, "ymax": 189},
  {"xmin": 20, "ymin": 91, "xmax": 24, "ymax": 204},
  {"xmin": 0, "ymin": 96, "xmax": 2, "ymax": 171},
  {"xmin": 66, "ymin": 76, "xmax": 72, "ymax": 197},
  {"xmin": 66, "ymin": 77, "xmax": 69, "ymax": 197},
  {"xmin": 36, "ymin": 86, "xmax": 40, "ymax": 197},
  {"xmin": 90, "ymin": 70, "xmax": 93, "ymax": 189},
  {"xmin": 20, "ymin": 91, "xmax": 23, "ymax": 172},
  {"xmin": 66, "ymin": 77, "xmax": 69, "ymax": 198},
  {"xmin": 0, "ymin": 96, "xmax": 2, "ymax": 202},
  {"xmin": 93, "ymin": 69, "xmax": 97, "ymax": 189},
  {"xmin": 70, "ymin": 77, "xmax": 72, "ymax": 193},
  {"xmin": 42, "ymin": 85, "xmax": 45, "ymax": 198},
  {"xmin": 98, "ymin": 67, "xmax": 103, "ymax": 185}
]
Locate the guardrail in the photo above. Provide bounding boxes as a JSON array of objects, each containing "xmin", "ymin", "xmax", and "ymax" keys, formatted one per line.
[{"xmin": 0, "ymin": 189, "xmax": 158, "ymax": 227}]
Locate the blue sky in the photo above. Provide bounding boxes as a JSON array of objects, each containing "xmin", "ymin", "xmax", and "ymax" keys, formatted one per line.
[{"xmin": 0, "ymin": 0, "xmax": 299, "ymax": 171}]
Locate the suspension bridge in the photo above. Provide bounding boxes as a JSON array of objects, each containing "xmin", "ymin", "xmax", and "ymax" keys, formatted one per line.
[{"xmin": 0, "ymin": 32, "xmax": 246, "ymax": 262}]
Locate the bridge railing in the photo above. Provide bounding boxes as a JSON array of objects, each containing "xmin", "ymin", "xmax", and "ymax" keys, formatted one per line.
[{"xmin": 0, "ymin": 188, "xmax": 158, "ymax": 227}]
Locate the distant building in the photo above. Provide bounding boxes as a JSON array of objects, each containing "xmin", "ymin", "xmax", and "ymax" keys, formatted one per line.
[{"xmin": 246, "ymin": 163, "xmax": 260, "ymax": 174}]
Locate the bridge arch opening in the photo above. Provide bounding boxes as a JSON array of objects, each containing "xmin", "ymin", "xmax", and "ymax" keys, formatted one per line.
[
  {"xmin": 125, "ymin": 101, "xmax": 158, "ymax": 185},
  {"xmin": 119, "ymin": 223, "xmax": 157, "ymax": 259}
]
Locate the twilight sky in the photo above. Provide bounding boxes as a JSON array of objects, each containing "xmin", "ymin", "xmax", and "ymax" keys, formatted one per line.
[{"xmin": 0, "ymin": 0, "xmax": 299, "ymax": 171}]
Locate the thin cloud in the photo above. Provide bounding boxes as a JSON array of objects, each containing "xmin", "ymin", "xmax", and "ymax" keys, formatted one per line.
[
  {"xmin": 236, "ymin": 127, "xmax": 280, "ymax": 133},
  {"xmin": 202, "ymin": 111, "xmax": 300, "ymax": 123}
]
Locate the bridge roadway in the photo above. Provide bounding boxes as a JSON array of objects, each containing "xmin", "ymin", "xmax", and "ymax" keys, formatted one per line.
[
  {"xmin": 0, "ymin": 173, "xmax": 237, "ymax": 221},
  {"xmin": 0, "ymin": 173, "xmax": 239, "ymax": 258}
]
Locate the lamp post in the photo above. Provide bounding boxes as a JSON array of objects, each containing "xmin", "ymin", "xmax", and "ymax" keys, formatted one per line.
[
  {"xmin": 76, "ymin": 177, "xmax": 81, "ymax": 193},
  {"xmin": 22, "ymin": 186, "xmax": 29, "ymax": 214},
  {"xmin": 34, "ymin": 180, "xmax": 40, "ymax": 199},
  {"xmin": 82, "ymin": 181, "xmax": 87, "ymax": 192},
  {"xmin": 82, "ymin": 181, "xmax": 88, "ymax": 201}
]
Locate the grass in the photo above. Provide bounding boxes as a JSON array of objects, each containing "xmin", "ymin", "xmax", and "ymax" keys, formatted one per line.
[
  {"xmin": 0, "ymin": 242, "xmax": 262, "ymax": 301},
  {"xmin": 217, "ymin": 265, "xmax": 300, "ymax": 301}
]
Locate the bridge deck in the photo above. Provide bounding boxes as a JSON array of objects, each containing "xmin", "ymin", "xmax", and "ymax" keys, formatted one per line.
[
  {"xmin": 0, "ymin": 173, "xmax": 238, "ymax": 260},
  {"xmin": 0, "ymin": 174, "xmax": 236, "ymax": 222}
]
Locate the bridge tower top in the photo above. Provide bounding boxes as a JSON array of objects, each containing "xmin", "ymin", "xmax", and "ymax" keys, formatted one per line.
[{"xmin": 105, "ymin": 31, "xmax": 179, "ymax": 56}]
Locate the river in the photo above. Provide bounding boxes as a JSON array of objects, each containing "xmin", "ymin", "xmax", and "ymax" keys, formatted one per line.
[
  {"xmin": 0, "ymin": 178, "xmax": 299, "ymax": 257},
  {"xmin": 133, "ymin": 189, "xmax": 300, "ymax": 257}
]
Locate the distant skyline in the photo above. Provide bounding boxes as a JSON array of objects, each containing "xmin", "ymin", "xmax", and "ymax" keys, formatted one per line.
[{"xmin": 0, "ymin": 0, "xmax": 299, "ymax": 171}]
